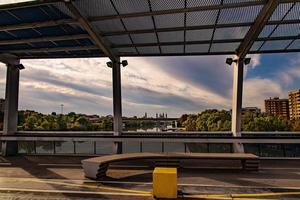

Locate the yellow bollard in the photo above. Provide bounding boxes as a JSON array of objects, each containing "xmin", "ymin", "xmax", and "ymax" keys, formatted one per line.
[{"xmin": 153, "ymin": 167, "xmax": 177, "ymax": 199}]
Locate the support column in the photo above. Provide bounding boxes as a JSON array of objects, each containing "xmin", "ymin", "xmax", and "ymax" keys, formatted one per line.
[
  {"xmin": 112, "ymin": 57, "xmax": 122, "ymax": 154},
  {"xmin": 2, "ymin": 63, "xmax": 21, "ymax": 156},
  {"xmin": 231, "ymin": 58, "xmax": 244, "ymax": 153}
]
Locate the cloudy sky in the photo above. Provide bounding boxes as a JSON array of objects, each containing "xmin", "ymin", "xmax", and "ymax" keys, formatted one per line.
[{"xmin": 0, "ymin": 53, "xmax": 299, "ymax": 117}]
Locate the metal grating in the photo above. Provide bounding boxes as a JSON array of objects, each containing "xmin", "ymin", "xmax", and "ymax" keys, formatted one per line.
[
  {"xmin": 285, "ymin": 2, "xmax": 300, "ymax": 20},
  {"xmin": 161, "ymin": 45, "xmax": 184, "ymax": 54},
  {"xmin": 186, "ymin": 29, "xmax": 214, "ymax": 41},
  {"xmin": 288, "ymin": 39, "xmax": 300, "ymax": 50},
  {"xmin": 270, "ymin": 24, "xmax": 300, "ymax": 37},
  {"xmin": 223, "ymin": 0, "xmax": 261, "ymax": 3},
  {"xmin": 131, "ymin": 33, "xmax": 158, "ymax": 44},
  {"xmin": 261, "ymin": 40, "xmax": 293, "ymax": 50},
  {"xmin": 137, "ymin": 46, "xmax": 160, "ymax": 54},
  {"xmin": 218, "ymin": 5, "xmax": 263, "ymax": 24},
  {"xmin": 74, "ymin": 0, "xmax": 117, "ymax": 17},
  {"xmin": 269, "ymin": 3, "xmax": 294, "ymax": 21},
  {"xmin": 105, "ymin": 35, "xmax": 132, "ymax": 45},
  {"xmin": 210, "ymin": 42, "xmax": 240, "ymax": 52},
  {"xmin": 115, "ymin": 47, "xmax": 138, "ymax": 54},
  {"xmin": 123, "ymin": 16, "xmax": 154, "ymax": 30},
  {"xmin": 250, "ymin": 41, "xmax": 264, "ymax": 51},
  {"xmin": 214, "ymin": 26, "xmax": 250, "ymax": 40},
  {"xmin": 112, "ymin": 0, "xmax": 150, "ymax": 14},
  {"xmin": 154, "ymin": 13, "xmax": 185, "ymax": 28},
  {"xmin": 92, "ymin": 19, "xmax": 125, "ymax": 33},
  {"xmin": 158, "ymin": 31, "xmax": 184, "ymax": 42},
  {"xmin": 187, "ymin": 0, "xmax": 221, "ymax": 7},
  {"xmin": 186, "ymin": 44, "xmax": 210, "ymax": 53},
  {"xmin": 186, "ymin": 10, "xmax": 219, "ymax": 26},
  {"xmin": 258, "ymin": 25, "xmax": 277, "ymax": 38},
  {"xmin": 150, "ymin": 0, "xmax": 185, "ymax": 11}
]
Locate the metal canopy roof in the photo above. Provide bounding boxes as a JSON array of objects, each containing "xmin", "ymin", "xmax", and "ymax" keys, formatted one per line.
[{"xmin": 0, "ymin": 0, "xmax": 299, "ymax": 60}]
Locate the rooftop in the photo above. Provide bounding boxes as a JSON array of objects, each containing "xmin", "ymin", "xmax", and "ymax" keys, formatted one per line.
[{"xmin": 1, "ymin": 156, "xmax": 300, "ymax": 199}]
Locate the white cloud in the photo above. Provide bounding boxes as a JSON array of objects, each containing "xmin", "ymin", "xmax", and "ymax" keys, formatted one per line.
[
  {"xmin": 275, "ymin": 55, "xmax": 300, "ymax": 87},
  {"xmin": 0, "ymin": 0, "xmax": 33, "ymax": 5},
  {"xmin": 243, "ymin": 77, "xmax": 285, "ymax": 110},
  {"xmin": 0, "ymin": 53, "xmax": 296, "ymax": 117}
]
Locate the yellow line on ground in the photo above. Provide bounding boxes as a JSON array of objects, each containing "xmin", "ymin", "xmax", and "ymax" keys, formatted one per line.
[
  {"xmin": 3, "ymin": 177, "xmax": 300, "ymax": 192},
  {"xmin": 0, "ymin": 187, "xmax": 151, "ymax": 197},
  {"xmin": 27, "ymin": 178, "xmax": 152, "ymax": 195},
  {"xmin": 185, "ymin": 194, "xmax": 280, "ymax": 200},
  {"xmin": 183, "ymin": 195, "xmax": 232, "ymax": 200},
  {"xmin": 233, "ymin": 198, "xmax": 279, "ymax": 200},
  {"xmin": 179, "ymin": 183, "xmax": 300, "ymax": 190},
  {"xmin": 190, "ymin": 191, "xmax": 300, "ymax": 198},
  {"xmin": 231, "ymin": 191, "xmax": 300, "ymax": 197},
  {"xmin": 0, "ymin": 177, "xmax": 151, "ymax": 194}
]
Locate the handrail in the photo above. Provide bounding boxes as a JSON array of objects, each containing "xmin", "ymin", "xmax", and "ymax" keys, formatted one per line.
[{"xmin": 3, "ymin": 134, "xmax": 300, "ymax": 143}]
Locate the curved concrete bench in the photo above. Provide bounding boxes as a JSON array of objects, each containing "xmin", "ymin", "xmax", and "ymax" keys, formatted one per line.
[{"xmin": 82, "ymin": 153, "xmax": 259, "ymax": 179}]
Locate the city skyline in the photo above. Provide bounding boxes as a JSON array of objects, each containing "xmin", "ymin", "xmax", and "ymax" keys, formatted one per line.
[{"xmin": 0, "ymin": 53, "xmax": 299, "ymax": 117}]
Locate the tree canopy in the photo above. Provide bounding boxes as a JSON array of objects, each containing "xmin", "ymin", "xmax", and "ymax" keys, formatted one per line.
[{"xmin": 180, "ymin": 109, "xmax": 296, "ymax": 132}]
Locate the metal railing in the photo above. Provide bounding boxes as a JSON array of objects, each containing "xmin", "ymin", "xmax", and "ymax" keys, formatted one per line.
[{"xmin": 1, "ymin": 131, "xmax": 300, "ymax": 157}]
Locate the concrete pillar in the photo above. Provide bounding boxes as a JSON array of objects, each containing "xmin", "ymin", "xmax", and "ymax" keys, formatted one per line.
[
  {"xmin": 112, "ymin": 57, "xmax": 122, "ymax": 154},
  {"xmin": 231, "ymin": 58, "xmax": 244, "ymax": 153},
  {"xmin": 2, "ymin": 63, "xmax": 21, "ymax": 156}
]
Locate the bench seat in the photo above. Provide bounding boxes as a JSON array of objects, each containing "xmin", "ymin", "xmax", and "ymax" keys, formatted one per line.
[{"xmin": 81, "ymin": 152, "xmax": 259, "ymax": 179}]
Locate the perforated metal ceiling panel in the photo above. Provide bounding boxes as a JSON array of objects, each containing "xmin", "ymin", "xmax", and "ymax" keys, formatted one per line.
[{"xmin": 0, "ymin": 0, "xmax": 298, "ymax": 59}]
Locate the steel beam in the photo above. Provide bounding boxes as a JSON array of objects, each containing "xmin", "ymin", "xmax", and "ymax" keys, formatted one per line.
[
  {"xmin": 236, "ymin": 0, "xmax": 280, "ymax": 58},
  {"xmin": 2, "ymin": 62, "xmax": 21, "ymax": 156},
  {"xmin": 0, "ymin": 0, "xmax": 61, "ymax": 10},
  {"xmin": 2, "ymin": 35, "xmax": 298, "ymax": 54},
  {"xmin": 112, "ymin": 57, "xmax": 122, "ymax": 154},
  {"xmin": 2, "ymin": 45, "xmax": 99, "ymax": 54},
  {"xmin": 103, "ymin": 19, "xmax": 300, "ymax": 36},
  {"xmin": 112, "ymin": 35, "xmax": 300, "ymax": 48},
  {"xmin": 0, "ymin": 34, "xmax": 90, "ymax": 45},
  {"xmin": 231, "ymin": 58, "xmax": 245, "ymax": 153},
  {"xmin": 0, "ymin": 19, "xmax": 77, "ymax": 32},
  {"xmin": 65, "ymin": 1, "xmax": 117, "ymax": 62},
  {"xmin": 0, "ymin": 54, "xmax": 20, "ymax": 65}
]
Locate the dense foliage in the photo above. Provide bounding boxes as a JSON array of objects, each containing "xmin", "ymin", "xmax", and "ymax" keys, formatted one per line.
[
  {"xmin": 179, "ymin": 109, "xmax": 299, "ymax": 132},
  {"xmin": 0, "ymin": 110, "xmax": 155, "ymax": 131}
]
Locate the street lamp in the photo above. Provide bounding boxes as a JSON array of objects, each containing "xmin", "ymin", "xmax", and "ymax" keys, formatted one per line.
[
  {"xmin": 225, "ymin": 58, "xmax": 251, "ymax": 66},
  {"xmin": 106, "ymin": 60, "xmax": 128, "ymax": 68}
]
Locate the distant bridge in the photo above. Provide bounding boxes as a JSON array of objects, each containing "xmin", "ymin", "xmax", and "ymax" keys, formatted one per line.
[{"xmin": 122, "ymin": 118, "xmax": 178, "ymax": 121}]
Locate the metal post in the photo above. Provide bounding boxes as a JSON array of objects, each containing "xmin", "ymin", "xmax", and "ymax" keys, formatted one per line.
[
  {"xmin": 2, "ymin": 63, "xmax": 21, "ymax": 156},
  {"xmin": 231, "ymin": 57, "xmax": 245, "ymax": 153},
  {"xmin": 112, "ymin": 57, "xmax": 122, "ymax": 154}
]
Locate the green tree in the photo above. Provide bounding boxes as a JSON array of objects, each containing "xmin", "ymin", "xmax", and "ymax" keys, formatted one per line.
[{"xmin": 183, "ymin": 114, "xmax": 197, "ymax": 131}]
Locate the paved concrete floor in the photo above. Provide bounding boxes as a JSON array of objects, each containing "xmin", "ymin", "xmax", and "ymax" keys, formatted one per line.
[{"xmin": 1, "ymin": 156, "xmax": 300, "ymax": 199}]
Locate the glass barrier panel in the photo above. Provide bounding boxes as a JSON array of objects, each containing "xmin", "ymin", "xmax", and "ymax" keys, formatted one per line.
[
  {"xmin": 164, "ymin": 142, "xmax": 185, "ymax": 153},
  {"xmin": 55, "ymin": 141, "xmax": 75, "ymax": 154},
  {"xmin": 122, "ymin": 141, "xmax": 140, "ymax": 153},
  {"xmin": 209, "ymin": 143, "xmax": 232, "ymax": 153},
  {"xmin": 284, "ymin": 144, "xmax": 300, "ymax": 157},
  {"xmin": 18, "ymin": 141, "xmax": 35, "ymax": 154},
  {"xmin": 141, "ymin": 142, "xmax": 163, "ymax": 153},
  {"xmin": 260, "ymin": 144, "xmax": 284, "ymax": 157},
  {"xmin": 96, "ymin": 141, "xmax": 114, "ymax": 155},
  {"xmin": 76, "ymin": 141, "xmax": 94, "ymax": 154},
  {"xmin": 36, "ymin": 141, "xmax": 54, "ymax": 154},
  {"xmin": 244, "ymin": 144, "xmax": 260, "ymax": 156},
  {"xmin": 186, "ymin": 143, "xmax": 208, "ymax": 153}
]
